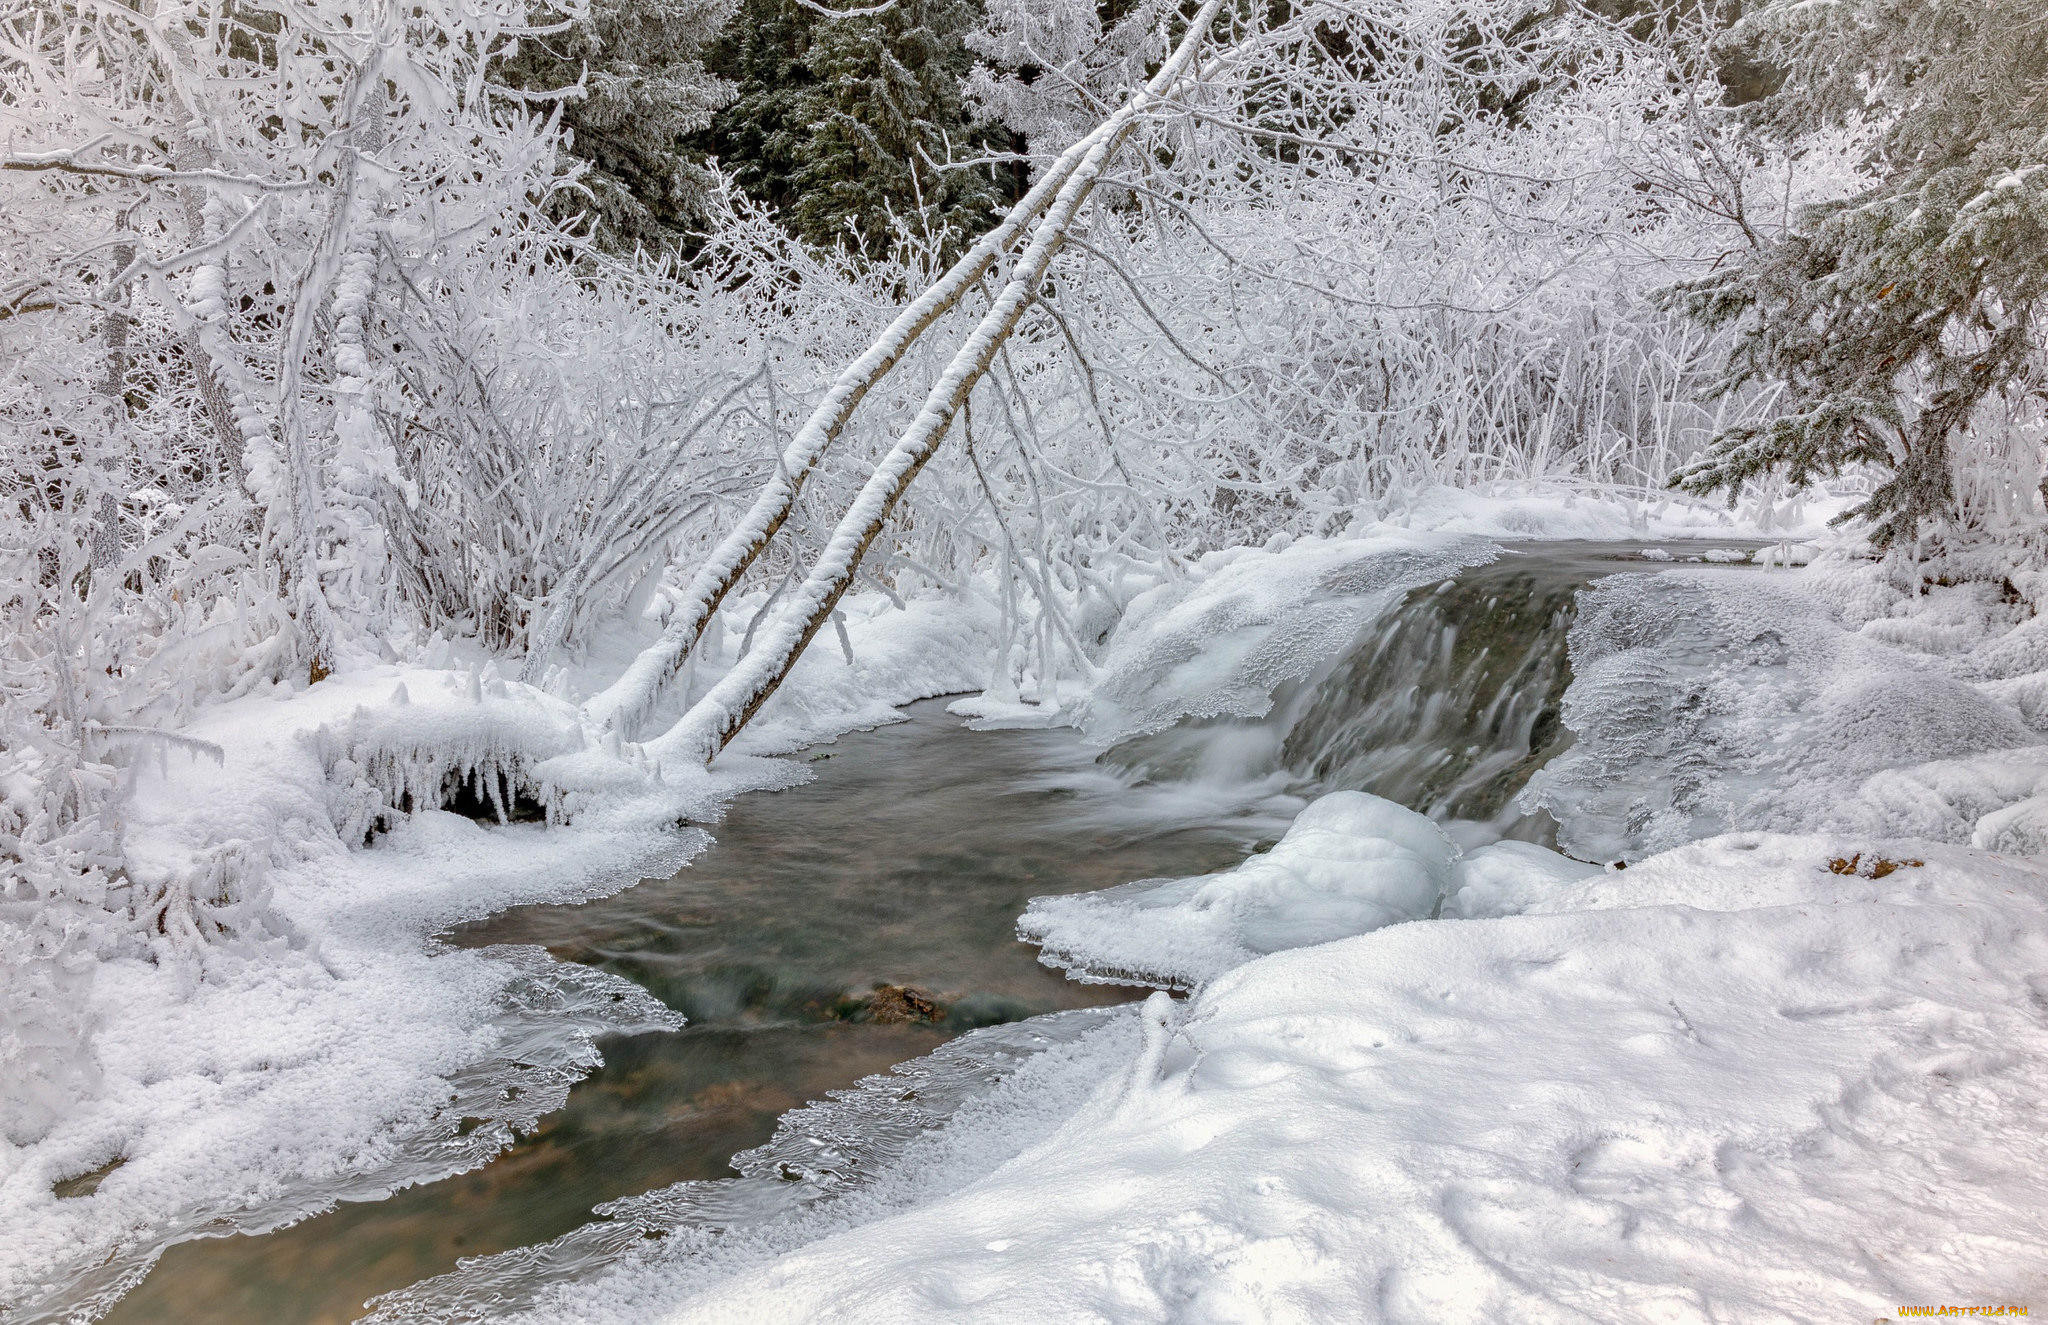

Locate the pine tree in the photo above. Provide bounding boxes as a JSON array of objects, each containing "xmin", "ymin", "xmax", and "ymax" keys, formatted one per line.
[
  {"xmin": 1670, "ymin": 0, "xmax": 2048, "ymax": 547},
  {"xmin": 499, "ymin": 0, "xmax": 738, "ymax": 251},
  {"xmin": 701, "ymin": 0, "xmax": 1007, "ymax": 257}
]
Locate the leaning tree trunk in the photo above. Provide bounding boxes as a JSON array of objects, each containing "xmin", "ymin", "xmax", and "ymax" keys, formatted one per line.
[
  {"xmin": 641, "ymin": 0, "xmax": 1226, "ymax": 769},
  {"xmin": 578, "ymin": 125, "xmax": 1103, "ymax": 737}
]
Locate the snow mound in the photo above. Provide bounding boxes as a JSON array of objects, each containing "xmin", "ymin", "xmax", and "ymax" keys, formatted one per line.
[
  {"xmin": 1444, "ymin": 838, "xmax": 1604, "ymax": 918},
  {"xmin": 1525, "ymin": 567, "xmax": 2039, "ymax": 861},
  {"xmin": 1079, "ymin": 533, "xmax": 1498, "ymax": 746},
  {"xmin": 1021, "ymin": 792, "xmax": 1461, "ymax": 989},
  {"xmin": 1018, "ymin": 792, "xmax": 1608, "ymax": 991},
  {"xmin": 631, "ymin": 836, "xmax": 2048, "ymax": 1323}
]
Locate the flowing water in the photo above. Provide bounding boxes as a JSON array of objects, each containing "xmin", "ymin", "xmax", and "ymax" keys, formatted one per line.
[
  {"xmin": 93, "ymin": 539, "xmax": 1757, "ymax": 1322},
  {"xmin": 1104, "ymin": 541, "xmax": 1750, "ymax": 843},
  {"xmin": 102, "ymin": 709, "xmax": 1274, "ymax": 1325}
]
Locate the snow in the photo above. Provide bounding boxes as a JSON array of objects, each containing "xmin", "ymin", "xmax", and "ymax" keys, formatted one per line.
[
  {"xmin": 538, "ymin": 826, "xmax": 2048, "ymax": 1323},
  {"xmin": 0, "ymin": 590, "xmax": 994, "ymax": 1317},
  {"xmin": 1021, "ymin": 792, "xmax": 1463, "ymax": 989},
  {"xmin": 1526, "ymin": 554, "xmax": 2048, "ymax": 862},
  {"xmin": 1368, "ymin": 482, "xmax": 1857, "ymax": 543}
]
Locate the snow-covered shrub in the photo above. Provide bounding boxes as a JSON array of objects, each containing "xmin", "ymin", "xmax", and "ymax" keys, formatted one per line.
[
  {"xmin": 378, "ymin": 234, "xmax": 774, "ymax": 661},
  {"xmin": 311, "ymin": 671, "xmax": 586, "ymax": 842}
]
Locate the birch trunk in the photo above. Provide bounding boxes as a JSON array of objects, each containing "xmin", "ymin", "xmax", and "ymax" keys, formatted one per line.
[
  {"xmin": 643, "ymin": 0, "xmax": 1225, "ymax": 767},
  {"xmin": 579, "ymin": 44, "xmax": 1184, "ymax": 737}
]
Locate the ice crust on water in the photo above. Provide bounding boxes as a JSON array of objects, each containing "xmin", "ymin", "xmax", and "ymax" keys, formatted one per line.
[
  {"xmin": 1525, "ymin": 566, "xmax": 2042, "ymax": 862},
  {"xmin": 367, "ymin": 1007, "xmax": 1140, "ymax": 1323},
  {"xmin": 1021, "ymin": 791, "xmax": 1603, "ymax": 991},
  {"xmin": 1079, "ymin": 533, "xmax": 1497, "ymax": 747}
]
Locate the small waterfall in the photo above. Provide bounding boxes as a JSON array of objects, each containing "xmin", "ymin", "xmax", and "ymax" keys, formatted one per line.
[
  {"xmin": 1278, "ymin": 558, "xmax": 1578, "ymax": 837},
  {"xmin": 1105, "ymin": 543, "xmax": 1745, "ymax": 844}
]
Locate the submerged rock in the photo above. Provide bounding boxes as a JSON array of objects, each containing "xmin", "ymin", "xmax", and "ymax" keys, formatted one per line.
[{"xmin": 857, "ymin": 985, "xmax": 945, "ymax": 1025}]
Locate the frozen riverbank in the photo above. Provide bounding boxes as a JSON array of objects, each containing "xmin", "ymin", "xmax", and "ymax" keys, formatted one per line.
[
  {"xmin": 523, "ymin": 822, "xmax": 2048, "ymax": 1322},
  {"xmin": 0, "ymin": 593, "xmax": 992, "ymax": 1319},
  {"xmin": 15, "ymin": 503, "xmax": 2048, "ymax": 1321}
]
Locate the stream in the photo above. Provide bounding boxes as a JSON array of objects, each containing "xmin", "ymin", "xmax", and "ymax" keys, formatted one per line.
[
  {"xmin": 103, "ymin": 708, "xmax": 1272, "ymax": 1324},
  {"xmin": 95, "ymin": 539, "xmax": 1759, "ymax": 1322}
]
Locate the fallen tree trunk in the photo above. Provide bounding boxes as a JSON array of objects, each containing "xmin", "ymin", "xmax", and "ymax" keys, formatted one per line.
[
  {"xmin": 578, "ymin": 123, "xmax": 1108, "ymax": 738},
  {"xmin": 642, "ymin": 0, "xmax": 1226, "ymax": 769}
]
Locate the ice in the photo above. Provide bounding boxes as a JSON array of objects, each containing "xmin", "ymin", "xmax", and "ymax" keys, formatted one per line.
[
  {"xmin": 1020, "ymin": 792, "xmax": 1462, "ymax": 989},
  {"xmin": 4, "ymin": 944, "xmax": 678, "ymax": 1321},
  {"xmin": 1524, "ymin": 567, "xmax": 2039, "ymax": 861},
  {"xmin": 366, "ymin": 1007, "xmax": 1141, "ymax": 1323}
]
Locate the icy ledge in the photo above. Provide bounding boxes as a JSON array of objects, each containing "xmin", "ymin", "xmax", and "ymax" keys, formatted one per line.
[
  {"xmin": 542, "ymin": 815, "xmax": 2048, "ymax": 1321},
  {"xmin": 1020, "ymin": 791, "xmax": 1598, "ymax": 989}
]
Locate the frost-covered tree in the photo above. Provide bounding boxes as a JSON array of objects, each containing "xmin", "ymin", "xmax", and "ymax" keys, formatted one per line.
[
  {"xmin": 1671, "ymin": 0, "xmax": 2048, "ymax": 547},
  {"xmin": 963, "ymin": 0, "xmax": 1163, "ymax": 154},
  {"xmin": 2, "ymin": 0, "xmax": 641, "ymax": 1019},
  {"xmin": 497, "ymin": 0, "xmax": 738, "ymax": 251}
]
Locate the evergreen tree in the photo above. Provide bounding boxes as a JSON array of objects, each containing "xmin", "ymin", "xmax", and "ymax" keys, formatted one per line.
[
  {"xmin": 701, "ymin": 0, "xmax": 1007, "ymax": 257},
  {"xmin": 1670, "ymin": 0, "xmax": 2048, "ymax": 546},
  {"xmin": 499, "ymin": 0, "xmax": 738, "ymax": 251}
]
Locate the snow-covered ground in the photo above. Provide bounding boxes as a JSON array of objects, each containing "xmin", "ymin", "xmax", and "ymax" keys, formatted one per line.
[{"xmin": 519, "ymin": 815, "xmax": 2048, "ymax": 1323}]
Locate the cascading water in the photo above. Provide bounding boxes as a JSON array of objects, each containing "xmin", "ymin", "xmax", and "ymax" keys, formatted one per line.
[{"xmin": 1103, "ymin": 542, "xmax": 1762, "ymax": 845}]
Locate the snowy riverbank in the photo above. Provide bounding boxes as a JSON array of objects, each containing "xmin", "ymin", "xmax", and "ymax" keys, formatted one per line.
[
  {"xmin": 14, "ymin": 497, "xmax": 2048, "ymax": 1320},
  {"xmin": 558, "ymin": 823, "xmax": 2048, "ymax": 1322},
  {"xmin": 0, "ymin": 593, "xmax": 991, "ymax": 1317}
]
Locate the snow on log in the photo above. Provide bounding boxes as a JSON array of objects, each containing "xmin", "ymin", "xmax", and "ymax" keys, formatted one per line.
[{"xmin": 644, "ymin": 0, "xmax": 1228, "ymax": 768}]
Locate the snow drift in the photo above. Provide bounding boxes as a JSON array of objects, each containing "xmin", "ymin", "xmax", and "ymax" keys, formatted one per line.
[{"xmin": 547, "ymin": 829, "xmax": 2048, "ymax": 1323}]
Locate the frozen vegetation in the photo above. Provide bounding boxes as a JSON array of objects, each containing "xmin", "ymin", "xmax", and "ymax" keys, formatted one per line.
[{"xmin": 4, "ymin": 0, "xmax": 2046, "ymax": 1316}]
